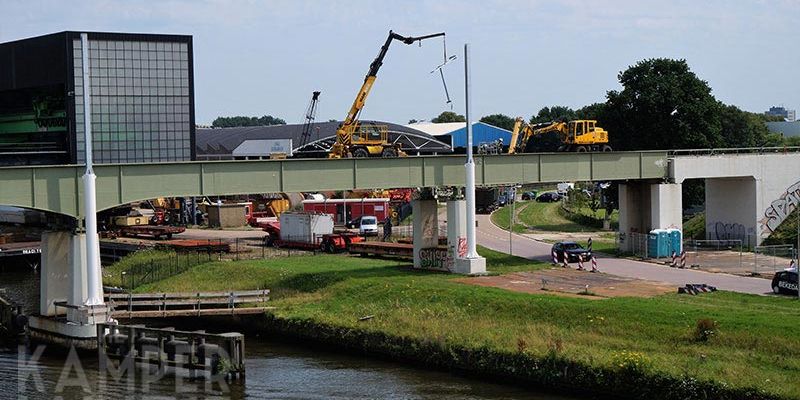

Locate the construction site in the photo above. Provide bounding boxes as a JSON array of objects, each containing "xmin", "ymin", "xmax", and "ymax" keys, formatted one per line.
[{"xmin": 1, "ymin": 14, "xmax": 799, "ymax": 400}]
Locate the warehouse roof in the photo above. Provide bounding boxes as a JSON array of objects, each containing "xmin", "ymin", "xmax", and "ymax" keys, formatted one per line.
[
  {"xmin": 196, "ymin": 121, "xmax": 452, "ymax": 159},
  {"xmin": 407, "ymin": 122, "xmax": 512, "ymax": 148}
]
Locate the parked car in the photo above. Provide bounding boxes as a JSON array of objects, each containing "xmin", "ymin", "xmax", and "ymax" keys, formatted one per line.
[
  {"xmin": 551, "ymin": 241, "xmax": 592, "ymax": 263},
  {"xmin": 348, "ymin": 215, "xmax": 379, "ymax": 235},
  {"xmin": 536, "ymin": 192, "xmax": 561, "ymax": 202},
  {"xmin": 772, "ymin": 268, "xmax": 798, "ymax": 295},
  {"xmin": 521, "ymin": 191, "xmax": 537, "ymax": 201},
  {"xmin": 498, "ymin": 195, "xmax": 508, "ymax": 207}
]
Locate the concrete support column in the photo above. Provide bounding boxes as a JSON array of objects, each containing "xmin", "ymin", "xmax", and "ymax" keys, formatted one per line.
[
  {"xmin": 705, "ymin": 177, "xmax": 759, "ymax": 247},
  {"xmin": 40, "ymin": 231, "xmax": 72, "ymax": 316},
  {"xmin": 650, "ymin": 183, "xmax": 683, "ymax": 232},
  {"xmin": 412, "ymin": 199, "xmax": 440, "ymax": 270},
  {"xmin": 617, "ymin": 182, "xmax": 682, "ymax": 252},
  {"xmin": 446, "ymin": 200, "xmax": 467, "ymax": 262}
]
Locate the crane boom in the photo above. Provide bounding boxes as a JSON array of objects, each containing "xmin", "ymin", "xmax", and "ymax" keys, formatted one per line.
[{"xmin": 330, "ymin": 30, "xmax": 446, "ymax": 158}]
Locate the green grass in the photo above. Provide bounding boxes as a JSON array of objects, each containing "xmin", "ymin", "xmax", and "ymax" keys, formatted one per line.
[
  {"xmin": 490, "ymin": 202, "xmax": 529, "ymax": 233},
  {"xmin": 516, "ymin": 201, "xmax": 591, "ymax": 232},
  {"xmin": 135, "ymin": 248, "xmax": 800, "ymax": 398}
]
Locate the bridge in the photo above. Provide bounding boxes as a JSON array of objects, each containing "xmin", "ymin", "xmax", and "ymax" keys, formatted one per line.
[
  {"xmin": 9, "ymin": 147, "xmax": 800, "ymax": 344},
  {"xmin": 0, "ymin": 151, "xmax": 668, "ymax": 218}
]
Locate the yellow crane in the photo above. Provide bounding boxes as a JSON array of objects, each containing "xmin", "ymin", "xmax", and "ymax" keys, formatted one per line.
[
  {"xmin": 329, "ymin": 30, "xmax": 445, "ymax": 158},
  {"xmin": 508, "ymin": 117, "xmax": 612, "ymax": 154}
]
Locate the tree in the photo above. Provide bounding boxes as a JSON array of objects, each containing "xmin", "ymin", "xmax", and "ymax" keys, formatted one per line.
[
  {"xmin": 431, "ymin": 111, "xmax": 466, "ymax": 123},
  {"xmin": 602, "ymin": 58, "xmax": 723, "ymax": 151},
  {"xmin": 212, "ymin": 115, "xmax": 286, "ymax": 128},
  {"xmin": 530, "ymin": 106, "xmax": 576, "ymax": 124},
  {"xmin": 479, "ymin": 114, "xmax": 515, "ymax": 131},
  {"xmin": 718, "ymin": 103, "xmax": 777, "ymax": 147}
]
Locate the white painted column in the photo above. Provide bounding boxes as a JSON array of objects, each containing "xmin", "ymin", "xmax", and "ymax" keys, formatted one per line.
[
  {"xmin": 447, "ymin": 200, "xmax": 467, "ymax": 263},
  {"xmin": 650, "ymin": 183, "xmax": 683, "ymax": 231},
  {"xmin": 80, "ymin": 33, "xmax": 104, "ymax": 306}
]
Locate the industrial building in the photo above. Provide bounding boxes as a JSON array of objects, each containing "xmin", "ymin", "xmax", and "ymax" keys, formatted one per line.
[
  {"xmin": 0, "ymin": 31, "xmax": 195, "ymax": 166},
  {"xmin": 407, "ymin": 121, "xmax": 512, "ymax": 151},
  {"xmin": 195, "ymin": 121, "xmax": 452, "ymax": 160}
]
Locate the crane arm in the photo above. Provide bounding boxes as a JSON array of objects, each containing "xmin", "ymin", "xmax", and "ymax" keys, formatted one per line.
[{"xmin": 339, "ymin": 30, "xmax": 445, "ymax": 133}]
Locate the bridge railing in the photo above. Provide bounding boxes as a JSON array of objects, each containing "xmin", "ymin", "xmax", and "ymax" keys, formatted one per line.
[{"xmin": 669, "ymin": 146, "xmax": 800, "ymax": 156}]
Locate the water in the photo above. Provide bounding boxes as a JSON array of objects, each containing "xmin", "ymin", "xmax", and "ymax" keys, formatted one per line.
[
  {"xmin": 1, "ymin": 259, "xmax": 577, "ymax": 399},
  {"xmin": 0, "ymin": 340, "xmax": 578, "ymax": 399}
]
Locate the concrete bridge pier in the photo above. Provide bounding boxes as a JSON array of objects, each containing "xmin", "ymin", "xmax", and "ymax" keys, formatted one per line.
[
  {"xmin": 704, "ymin": 177, "xmax": 759, "ymax": 247},
  {"xmin": 412, "ymin": 198, "xmax": 485, "ymax": 274},
  {"xmin": 28, "ymin": 229, "xmax": 108, "ymax": 349},
  {"xmin": 617, "ymin": 181, "xmax": 683, "ymax": 253}
]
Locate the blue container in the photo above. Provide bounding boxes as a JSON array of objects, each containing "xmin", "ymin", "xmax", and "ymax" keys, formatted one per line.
[
  {"xmin": 667, "ymin": 229, "xmax": 682, "ymax": 255},
  {"xmin": 647, "ymin": 229, "xmax": 670, "ymax": 258}
]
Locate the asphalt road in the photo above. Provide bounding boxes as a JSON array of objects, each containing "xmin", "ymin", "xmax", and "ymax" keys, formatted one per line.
[{"xmin": 475, "ymin": 214, "xmax": 772, "ymax": 296}]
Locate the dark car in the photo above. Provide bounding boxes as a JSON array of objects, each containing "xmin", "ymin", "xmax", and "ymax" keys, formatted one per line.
[
  {"xmin": 772, "ymin": 269, "xmax": 798, "ymax": 295},
  {"xmin": 536, "ymin": 192, "xmax": 561, "ymax": 202},
  {"xmin": 551, "ymin": 241, "xmax": 592, "ymax": 263},
  {"xmin": 521, "ymin": 191, "xmax": 537, "ymax": 201},
  {"xmin": 498, "ymin": 195, "xmax": 508, "ymax": 207}
]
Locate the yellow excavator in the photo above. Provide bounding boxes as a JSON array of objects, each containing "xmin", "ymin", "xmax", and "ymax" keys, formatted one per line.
[
  {"xmin": 508, "ymin": 117, "xmax": 612, "ymax": 154},
  {"xmin": 329, "ymin": 30, "xmax": 445, "ymax": 158}
]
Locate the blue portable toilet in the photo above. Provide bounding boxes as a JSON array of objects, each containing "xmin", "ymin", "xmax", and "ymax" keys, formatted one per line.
[
  {"xmin": 666, "ymin": 229, "xmax": 682, "ymax": 255},
  {"xmin": 647, "ymin": 229, "xmax": 670, "ymax": 258}
]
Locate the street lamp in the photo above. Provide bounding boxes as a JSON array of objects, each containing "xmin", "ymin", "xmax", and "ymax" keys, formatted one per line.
[{"xmin": 509, "ymin": 184, "xmax": 521, "ymax": 256}]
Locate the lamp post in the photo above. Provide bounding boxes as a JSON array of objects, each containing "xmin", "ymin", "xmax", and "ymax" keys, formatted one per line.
[{"xmin": 463, "ymin": 43, "xmax": 478, "ymax": 259}]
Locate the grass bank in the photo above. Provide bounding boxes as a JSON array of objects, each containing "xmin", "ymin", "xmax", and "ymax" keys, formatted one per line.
[{"xmin": 122, "ymin": 247, "xmax": 800, "ymax": 399}]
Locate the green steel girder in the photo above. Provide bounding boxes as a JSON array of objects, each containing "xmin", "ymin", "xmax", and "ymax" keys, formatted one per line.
[{"xmin": 0, "ymin": 151, "xmax": 668, "ymax": 218}]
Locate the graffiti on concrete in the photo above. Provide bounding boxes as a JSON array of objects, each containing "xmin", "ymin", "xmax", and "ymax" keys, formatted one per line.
[
  {"xmin": 419, "ymin": 247, "xmax": 451, "ymax": 271},
  {"xmin": 712, "ymin": 222, "xmax": 748, "ymax": 241},
  {"xmin": 760, "ymin": 180, "xmax": 800, "ymax": 235}
]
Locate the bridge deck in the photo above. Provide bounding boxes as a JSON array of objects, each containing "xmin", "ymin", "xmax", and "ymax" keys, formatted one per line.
[{"xmin": 0, "ymin": 152, "xmax": 667, "ymax": 218}]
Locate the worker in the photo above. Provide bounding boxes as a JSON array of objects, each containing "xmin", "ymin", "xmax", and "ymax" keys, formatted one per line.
[{"xmin": 382, "ymin": 216, "xmax": 393, "ymax": 242}]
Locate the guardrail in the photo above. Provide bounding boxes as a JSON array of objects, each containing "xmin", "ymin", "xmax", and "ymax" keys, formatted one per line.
[
  {"xmin": 669, "ymin": 146, "xmax": 800, "ymax": 156},
  {"xmin": 106, "ymin": 289, "xmax": 271, "ymax": 318}
]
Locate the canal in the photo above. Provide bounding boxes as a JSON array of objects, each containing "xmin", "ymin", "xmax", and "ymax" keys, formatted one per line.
[{"xmin": 1, "ymin": 261, "xmax": 578, "ymax": 399}]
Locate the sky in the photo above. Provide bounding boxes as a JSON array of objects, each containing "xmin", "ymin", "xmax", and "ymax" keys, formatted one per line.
[{"xmin": 2, "ymin": 0, "xmax": 798, "ymax": 125}]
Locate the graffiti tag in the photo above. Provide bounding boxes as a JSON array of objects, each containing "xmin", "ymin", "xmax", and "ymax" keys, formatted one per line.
[
  {"xmin": 712, "ymin": 222, "xmax": 747, "ymax": 241},
  {"xmin": 457, "ymin": 237, "xmax": 467, "ymax": 258},
  {"xmin": 419, "ymin": 247, "xmax": 451, "ymax": 271},
  {"xmin": 761, "ymin": 180, "xmax": 800, "ymax": 235}
]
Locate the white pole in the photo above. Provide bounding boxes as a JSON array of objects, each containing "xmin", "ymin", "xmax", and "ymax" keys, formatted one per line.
[
  {"xmin": 81, "ymin": 33, "xmax": 103, "ymax": 306},
  {"xmin": 464, "ymin": 43, "xmax": 478, "ymax": 259},
  {"xmin": 509, "ymin": 189, "xmax": 514, "ymax": 256}
]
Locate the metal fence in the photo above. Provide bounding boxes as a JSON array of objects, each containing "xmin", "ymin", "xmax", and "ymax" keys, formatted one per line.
[
  {"xmin": 682, "ymin": 239, "xmax": 743, "ymax": 272},
  {"xmin": 752, "ymin": 245, "xmax": 796, "ymax": 276}
]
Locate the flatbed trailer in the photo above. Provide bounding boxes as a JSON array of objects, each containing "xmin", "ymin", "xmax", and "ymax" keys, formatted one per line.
[
  {"xmin": 348, "ymin": 241, "xmax": 414, "ymax": 258},
  {"xmin": 117, "ymin": 225, "xmax": 185, "ymax": 240}
]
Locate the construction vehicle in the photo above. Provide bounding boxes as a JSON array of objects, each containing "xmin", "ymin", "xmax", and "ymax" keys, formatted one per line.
[
  {"xmin": 508, "ymin": 117, "xmax": 612, "ymax": 154},
  {"xmin": 328, "ymin": 30, "xmax": 446, "ymax": 159},
  {"xmin": 299, "ymin": 91, "xmax": 321, "ymax": 149}
]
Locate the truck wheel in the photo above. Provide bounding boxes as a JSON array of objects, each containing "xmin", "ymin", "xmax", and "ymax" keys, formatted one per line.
[
  {"xmin": 352, "ymin": 148, "xmax": 369, "ymax": 158},
  {"xmin": 381, "ymin": 148, "xmax": 397, "ymax": 158},
  {"xmin": 575, "ymin": 146, "xmax": 587, "ymax": 152},
  {"xmin": 602, "ymin": 145, "xmax": 613, "ymax": 152},
  {"xmin": 325, "ymin": 241, "xmax": 336, "ymax": 253},
  {"xmin": 773, "ymin": 284, "xmax": 781, "ymax": 294}
]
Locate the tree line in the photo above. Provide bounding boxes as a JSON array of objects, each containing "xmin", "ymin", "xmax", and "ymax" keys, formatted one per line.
[{"xmin": 425, "ymin": 58, "xmax": 785, "ymax": 151}]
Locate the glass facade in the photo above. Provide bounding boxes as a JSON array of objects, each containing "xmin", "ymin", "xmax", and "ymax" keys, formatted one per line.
[{"xmin": 72, "ymin": 38, "xmax": 192, "ymax": 163}]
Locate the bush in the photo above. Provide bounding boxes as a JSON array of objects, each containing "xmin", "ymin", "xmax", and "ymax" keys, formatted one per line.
[{"xmin": 694, "ymin": 319, "xmax": 718, "ymax": 343}]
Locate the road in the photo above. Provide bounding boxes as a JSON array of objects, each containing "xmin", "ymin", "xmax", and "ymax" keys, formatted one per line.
[{"xmin": 475, "ymin": 214, "xmax": 772, "ymax": 296}]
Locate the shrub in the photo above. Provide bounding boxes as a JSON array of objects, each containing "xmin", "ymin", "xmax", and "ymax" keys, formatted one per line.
[{"xmin": 694, "ymin": 318, "xmax": 718, "ymax": 343}]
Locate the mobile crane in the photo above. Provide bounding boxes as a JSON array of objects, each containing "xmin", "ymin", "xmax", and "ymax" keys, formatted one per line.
[
  {"xmin": 329, "ymin": 30, "xmax": 446, "ymax": 158},
  {"xmin": 508, "ymin": 117, "xmax": 612, "ymax": 154}
]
